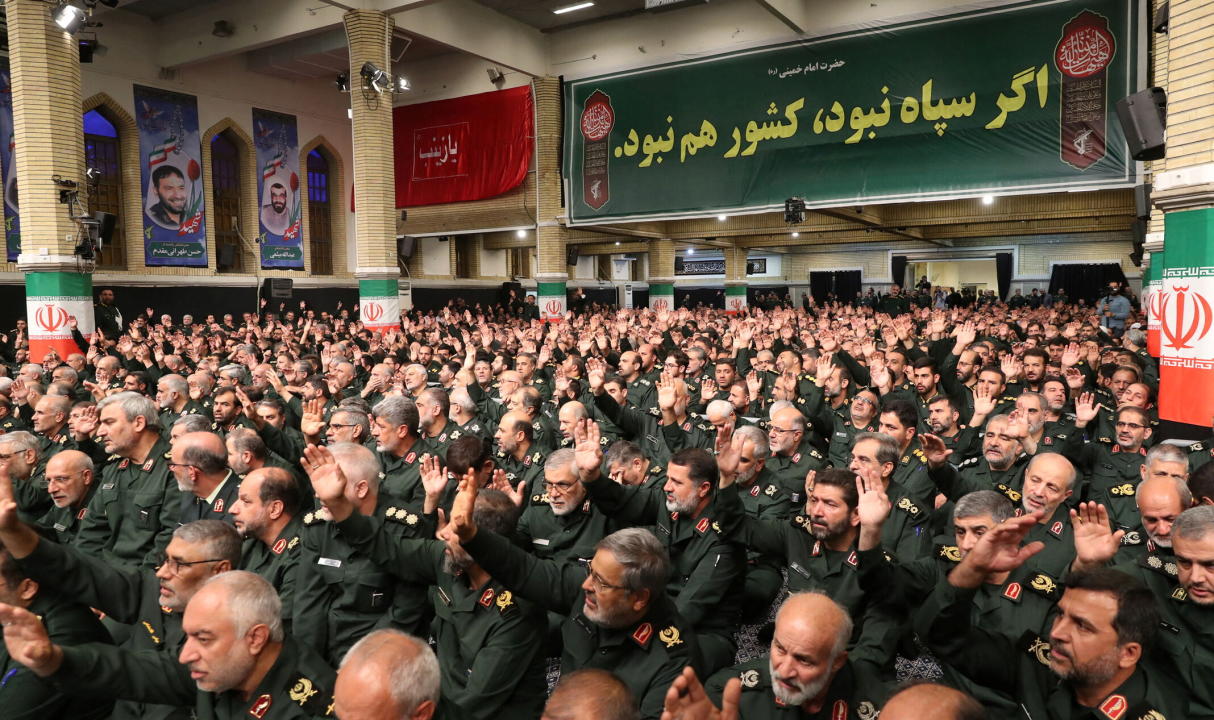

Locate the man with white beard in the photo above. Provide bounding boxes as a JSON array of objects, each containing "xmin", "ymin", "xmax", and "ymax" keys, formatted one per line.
[
  {"xmin": 704, "ymin": 592, "xmax": 888, "ymax": 718},
  {"xmin": 516, "ymin": 448, "xmax": 613, "ymax": 566}
]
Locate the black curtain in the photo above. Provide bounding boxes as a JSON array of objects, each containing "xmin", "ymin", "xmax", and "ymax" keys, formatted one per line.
[
  {"xmin": 810, "ymin": 271, "xmax": 861, "ymax": 304},
  {"xmin": 1049, "ymin": 263, "xmax": 1128, "ymax": 304},
  {"xmin": 675, "ymin": 287, "xmax": 724, "ymax": 309},
  {"xmin": 995, "ymin": 252, "xmax": 1013, "ymax": 300},
  {"xmin": 890, "ymin": 255, "xmax": 908, "ymax": 288}
]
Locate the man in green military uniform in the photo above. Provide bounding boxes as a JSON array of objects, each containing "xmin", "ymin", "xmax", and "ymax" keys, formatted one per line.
[
  {"xmin": 657, "ymin": 379, "xmax": 716, "ymax": 453},
  {"xmin": 36, "ymin": 450, "xmax": 98, "ymax": 544},
  {"xmin": 93, "ymin": 288, "xmax": 123, "ymax": 338},
  {"xmin": 766, "ymin": 406, "xmax": 825, "ymax": 498},
  {"xmin": 230, "ymin": 468, "xmax": 303, "ymax": 631},
  {"xmin": 878, "ymin": 285, "xmax": 910, "ymax": 317},
  {"xmin": 703, "ymin": 592, "xmax": 889, "ymax": 720},
  {"xmin": 0, "ymin": 547, "xmax": 114, "ymax": 720},
  {"xmin": 516, "ymin": 449, "xmax": 614, "ymax": 565},
  {"xmin": 370, "ymin": 396, "xmax": 427, "ymax": 507},
  {"xmin": 1081, "ymin": 414, "xmax": 1167, "ymax": 534},
  {"xmin": 293, "ymin": 443, "xmax": 430, "ymax": 665},
  {"xmin": 448, "ymin": 474, "xmax": 701, "ymax": 720},
  {"xmin": 155, "ymin": 375, "xmax": 206, "ymax": 431},
  {"xmin": 0, "ymin": 571, "xmax": 337, "ymax": 720},
  {"xmin": 493, "ymin": 411, "xmax": 546, "ymax": 508},
  {"xmin": 76, "ymin": 392, "xmax": 179, "ymax": 571},
  {"xmin": 316, "ymin": 463, "xmax": 548, "ymax": 720},
  {"xmin": 209, "ymin": 388, "xmax": 255, "ymax": 439},
  {"xmin": 605, "ymin": 440, "xmax": 668, "ymax": 490},
  {"xmin": 0, "ymin": 433, "xmax": 50, "ymax": 524},
  {"xmin": 921, "ymin": 416, "xmax": 1031, "ymax": 510},
  {"xmin": 917, "ymin": 513, "xmax": 1184, "ymax": 720}
]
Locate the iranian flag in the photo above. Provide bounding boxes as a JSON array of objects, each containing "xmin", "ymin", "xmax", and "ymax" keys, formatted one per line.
[
  {"xmin": 1158, "ymin": 209, "xmax": 1214, "ymax": 427},
  {"xmin": 263, "ymin": 152, "xmax": 285, "ymax": 180},
  {"xmin": 148, "ymin": 136, "xmax": 179, "ymax": 167},
  {"xmin": 1144, "ymin": 244, "xmax": 1163, "ymax": 357}
]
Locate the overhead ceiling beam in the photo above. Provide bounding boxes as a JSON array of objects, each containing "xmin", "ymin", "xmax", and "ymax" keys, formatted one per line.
[
  {"xmin": 393, "ymin": 0, "xmax": 549, "ymax": 76},
  {"xmin": 755, "ymin": 0, "xmax": 812, "ymax": 34},
  {"xmin": 814, "ymin": 206, "xmax": 952, "ymax": 247}
]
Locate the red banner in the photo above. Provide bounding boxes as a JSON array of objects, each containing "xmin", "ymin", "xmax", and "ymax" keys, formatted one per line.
[{"xmin": 392, "ymin": 86, "xmax": 533, "ymax": 208}]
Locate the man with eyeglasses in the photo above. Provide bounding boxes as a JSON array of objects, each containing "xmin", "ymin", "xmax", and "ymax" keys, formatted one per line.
[
  {"xmin": 0, "ymin": 468, "xmax": 240, "ymax": 720},
  {"xmin": 1077, "ymin": 405, "xmax": 1153, "ymax": 513},
  {"xmin": 823, "ymin": 388, "xmax": 880, "ymax": 470},
  {"xmin": 0, "ymin": 432, "xmax": 48, "ymax": 525},
  {"xmin": 36, "ymin": 449, "xmax": 97, "ymax": 544},
  {"xmin": 446, "ymin": 471, "xmax": 700, "ymax": 720},
  {"xmin": 516, "ymin": 449, "xmax": 613, "ymax": 566},
  {"xmin": 766, "ymin": 406, "xmax": 826, "ymax": 497}
]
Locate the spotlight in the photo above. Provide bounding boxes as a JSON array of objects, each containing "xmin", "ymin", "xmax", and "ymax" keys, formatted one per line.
[
  {"xmin": 393, "ymin": 75, "xmax": 410, "ymax": 93},
  {"xmin": 335, "ymin": 73, "xmax": 349, "ymax": 92},
  {"xmin": 687, "ymin": 248, "xmax": 695, "ymax": 255},
  {"xmin": 981, "ymin": 194, "xmax": 995, "ymax": 205},
  {"xmin": 515, "ymin": 229, "xmax": 527, "ymax": 238},
  {"xmin": 53, "ymin": 2, "xmax": 88, "ymax": 34},
  {"xmin": 717, "ymin": 214, "xmax": 727, "ymax": 221},
  {"xmin": 791, "ymin": 231, "xmax": 800, "ymax": 238},
  {"xmin": 487, "ymin": 67, "xmax": 504, "ymax": 84},
  {"xmin": 360, "ymin": 62, "xmax": 391, "ymax": 93}
]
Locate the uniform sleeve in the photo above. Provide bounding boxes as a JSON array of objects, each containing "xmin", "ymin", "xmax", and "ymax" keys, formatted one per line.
[
  {"xmin": 914, "ymin": 576, "xmax": 1019, "ymax": 692},
  {"xmin": 582, "ymin": 476, "xmax": 664, "ymax": 527},
  {"xmin": 715, "ymin": 484, "xmax": 792, "ymax": 559},
  {"xmin": 290, "ymin": 529, "xmax": 335, "ymax": 658},
  {"xmin": 52, "ymin": 644, "xmax": 194, "ymax": 707},
  {"xmin": 72, "ymin": 481, "xmax": 115, "ymax": 560},
  {"xmin": 455, "ymin": 607, "xmax": 547, "ymax": 720},
  {"xmin": 463, "ymin": 529, "xmax": 584, "ymax": 614},
  {"xmin": 929, "ymin": 463, "xmax": 986, "ymax": 502},
  {"xmin": 333, "ymin": 512, "xmax": 440, "ymax": 585},
  {"xmin": 14, "ymin": 538, "xmax": 145, "ymax": 624}
]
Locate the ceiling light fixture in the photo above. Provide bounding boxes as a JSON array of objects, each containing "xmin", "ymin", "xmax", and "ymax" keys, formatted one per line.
[
  {"xmin": 361, "ymin": 62, "xmax": 392, "ymax": 93},
  {"xmin": 717, "ymin": 214, "xmax": 727, "ymax": 221},
  {"xmin": 516, "ymin": 229, "xmax": 527, "ymax": 238},
  {"xmin": 52, "ymin": 2, "xmax": 88, "ymax": 34},
  {"xmin": 553, "ymin": 1, "xmax": 595, "ymax": 14},
  {"xmin": 981, "ymin": 194, "xmax": 995, "ymax": 205}
]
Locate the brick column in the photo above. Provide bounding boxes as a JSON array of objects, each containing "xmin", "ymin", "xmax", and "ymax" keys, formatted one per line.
[
  {"xmin": 532, "ymin": 77, "xmax": 568, "ymax": 321},
  {"xmin": 345, "ymin": 9, "xmax": 400, "ymax": 331},
  {"xmin": 9, "ymin": 0, "xmax": 93, "ymax": 361},
  {"xmin": 1149, "ymin": 0, "xmax": 1214, "ymax": 430},
  {"xmin": 648, "ymin": 238, "xmax": 675, "ymax": 311},
  {"xmin": 724, "ymin": 245, "xmax": 748, "ymax": 314}
]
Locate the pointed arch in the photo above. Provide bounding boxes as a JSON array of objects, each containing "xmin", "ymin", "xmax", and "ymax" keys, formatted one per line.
[
  {"xmin": 82, "ymin": 93, "xmax": 138, "ymax": 270},
  {"xmin": 299, "ymin": 135, "xmax": 348, "ymax": 277},
  {"xmin": 201, "ymin": 118, "xmax": 258, "ymax": 273}
]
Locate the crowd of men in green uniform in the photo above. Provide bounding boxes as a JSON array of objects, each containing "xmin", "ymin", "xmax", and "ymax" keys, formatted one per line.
[{"xmin": 0, "ymin": 281, "xmax": 1210, "ymax": 720}]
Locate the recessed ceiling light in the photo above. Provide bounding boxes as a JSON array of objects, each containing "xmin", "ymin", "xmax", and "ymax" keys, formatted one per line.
[
  {"xmin": 516, "ymin": 229, "xmax": 527, "ymax": 238},
  {"xmin": 717, "ymin": 214, "xmax": 727, "ymax": 221},
  {"xmin": 553, "ymin": 1, "xmax": 594, "ymax": 14},
  {"xmin": 981, "ymin": 194, "xmax": 995, "ymax": 205}
]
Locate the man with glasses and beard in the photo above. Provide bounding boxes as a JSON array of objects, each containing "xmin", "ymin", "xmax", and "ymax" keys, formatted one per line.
[{"xmin": 516, "ymin": 449, "xmax": 614, "ymax": 566}]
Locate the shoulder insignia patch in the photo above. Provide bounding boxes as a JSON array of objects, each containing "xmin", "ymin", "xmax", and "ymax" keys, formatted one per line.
[
  {"xmin": 1110, "ymin": 483, "xmax": 1135, "ymax": 497},
  {"xmin": 996, "ymin": 484, "xmax": 1023, "ymax": 503},
  {"xmin": 1050, "ymin": 521, "xmax": 1064, "ymax": 537},
  {"xmin": 1121, "ymin": 531, "xmax": 1142, "ymax": 546},
  {"xmin": 1023, "ymin": 634, "xmax": 1051, "ymax": 666},
  {"xmin": 764, "ymin": 484, "xmax": 777, "ymax": 497},
  {"xmin": 739, "ymin": 669, "xmax": 760, "ymax": 688},
  {"xmin": 896, "ymin": 497, "xmax": 921, "ymax": 516},
  {"xmin": 658, "ymin": 625, "xmax": 683, "ymax": 648},
  {"xmin": 1190, "ymin": 441, "xmax": 1206, "ymax": 452},
  {"xmin": 287, "ymin": 536, "xmax": 299, "ymax": 550},
  {"xmin": 1028, "ymin": 572, "xmax": 1060, "ymax": 599},
  {"xmin": 1100, "ymin": 695, "xmax": 1127, "ymax": 720},
  {"xmin": 1172, "ymin": 586, "xmax": 1188, "ymax": 602},
  {"xmin": 938, "ymin": 545, "xmax": 962, "ymax": 563},
  {"xmin": 631, "ymin": 622, "xmax": 653, "ymax": 648},
  {"xmin": 495, "ymin": 590, "xmax": 514, "ymax": 613},
  {"xmin": 1003, "ymin": 582, "xmax": 1022, "ymax": 601}
]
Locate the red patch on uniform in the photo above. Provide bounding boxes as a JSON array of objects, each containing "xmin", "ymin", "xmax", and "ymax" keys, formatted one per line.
[
  {"xmin": 670, "ymin": 511, "xmax": 679, "ymax": 521},
  {"xmin": 846, "ymin": 551, "xmax": 857, "ymax": 567},
  {"xmin": 1051, "ymin": 521, "xmax": 1064, "ymax": 537},
  {"xmin": 142, "ymin": 460, "xmax": 154, "ymax": 472},
  {"xmin": 438, "ymin": 433, "xmax": 447, "ymax": 443},
  {"xmin": 696, "ymin": 517, "xmax": 710, "ymax": 533},
  {"xmin": 119, "ymin": 459, "xmax": 130, "ymax": 470},
  {"xmin": 792, "ymin": 453, "xmax": 801, "ymax": 463},
  {"xmin": 479, "ymin": 588, "xmax": 495, "ymax": 607},
  {"xmin": 212, "ymin": 499, "xmax": 224, "ymax": 513},
  {"xmin": 833, "ymin": 700, "xmax": 848, "ymax": 720},
  {"xmin": 682, "ymin": 422, "xmax": 691, "ymax": 431},
  {"xmin": 1003, "ymin": 582, "xmax": 1022, "ymax": 600},
  {"xmin": 631, "ymin": 622, "xmax": 653, "ymax": 647},
  {"xmin": 271, "ymin": 538, "xmax": 287, "ymax": 555},
  {"xmin": 1043, "ymin": 437, "xmax": 1054, "ymax": 445},
  {"xmin": 1100, "ymin": 695, "xmax": 1127, "ymax": 720},
  {"xmin": 405, "ymin": 452, "xmax": 417, "ymax": 464},
  {"xmin": 750, "ymin": 485, "xmax": 760, "ymax": 497},
  {"xmin": 811, "ymin": 541, "xmax": 821, "ymax": 556},
  {"xmin": 249, "ymin": 694, "xmax": 273, "ymax": 719},
  {"xmin": 76, "ymin": 508, "xmax": 87, "ymax": 520}
]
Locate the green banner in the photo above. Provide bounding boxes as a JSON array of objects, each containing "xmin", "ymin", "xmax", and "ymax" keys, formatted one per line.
[{"xmin": 564, "ymin": 0, "xmax": 1140, "ymax": 224}]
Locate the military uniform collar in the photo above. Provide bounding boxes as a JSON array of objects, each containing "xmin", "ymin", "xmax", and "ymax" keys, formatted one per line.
[{"xmin": 201, "ymin": 471, "xmax": 236, "ymax": 506}]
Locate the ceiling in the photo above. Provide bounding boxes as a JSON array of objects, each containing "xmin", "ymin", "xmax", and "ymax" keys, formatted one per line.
[
  {"xmin": 475, "ymin": 0, "xmax": 697, "ymax": 32},
  {"xmin": 244, "ymin": 28, "xmax": 454, "ymax": 81},
  {"xmin": 118, "ymin": 0, "xmax": 226, "ymax": 21}
]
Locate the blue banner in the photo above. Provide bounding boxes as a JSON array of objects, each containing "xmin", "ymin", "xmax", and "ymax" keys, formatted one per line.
[
  {"xmin": 0, "ymin": 61, "xmax": 20, "ymax": 263},
  {"xmin": 253, "ymin": 108, "xmax": 303, "ymax": 269},
  {"xmin": 134, "ymin": 84, "xmax": 207, "ymax": 267}
]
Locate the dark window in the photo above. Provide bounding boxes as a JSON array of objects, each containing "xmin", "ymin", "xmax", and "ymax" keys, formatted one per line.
[
  {"xmin": 212, "ymin": 131, "xmax": 242, "ymax": 273},
  {"xmin": 306, "ymin": 149, "xmax": 332, "ymax": 275},
  {"xmin": 83, "ymin": 110, "xmax": 124, "ymax": 268}
]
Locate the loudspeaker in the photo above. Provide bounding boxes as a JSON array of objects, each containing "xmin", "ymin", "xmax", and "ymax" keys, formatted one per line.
[
  {"xmin": 1130, "ymin": 219, "xmax": 1146, "ymax": 267},
  {"xmin": 1116, "ymin": 88, "xmax": 1167, "ymax": 161},
  {"xmin": 566, "ymin": 245, "xmax": 580, "ymax": 267},
  {"xmin": 217, "ymin": 244, "xmax": 237, "ymax": 270},
  {"xmin": 1134, "ymin": 184, "xmax": 1152, "ymax": 220},
  {"xmin": 93, "ymin": 211, "xmax": 116, "ymax": 248},
  {"xmin": 265, "ymin": 278, "xmax": 294, "ymax": 299},
  {"xmin": 1153, "ymin": 1, "xmax": 1169, "ymax": 33},
  {"xmin": 397, "ymin": 236, "xmax": 415, "ymax": 259}
]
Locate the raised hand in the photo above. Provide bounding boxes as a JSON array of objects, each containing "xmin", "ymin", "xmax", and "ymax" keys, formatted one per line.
[
  {"xmin": 300, "ymin": 398, "xmax": 326, "ymax": 439},
  {"xmin": 660, "ymin": 666, "xmax": 740, "ymax": 720},
  {"xmin": 573, "ymin": 419, "xmax": 603, "ymax": 482},
  {"xmin": 0, "ymin": 604, "xmax": 62, "ymax": 678},
  {"xmin": 1074, "ymin": 392, "xmax": 1100, "ymax": 426},
  {"xmin": 449, "ymin": 469, "xmax": 481, "ymax": 542},
  {"xmin": 420, "ymin": 454, "xmax": 449, "ymax": 500},
  {"xmin": 855, "ymin": 470, "xmax": 891, "ymax": 550},
  {"xmin": 1061, "ymin": 342, "xmax": 1081, "ymax": 368},
  {"xmin": 714, "ymin": 421, "xmax": 740, "ymax": 487},
  {"xmin": 699, "ymin": 379, "xmax": 717, "ymax": 404},
  {"xmin": 73, "ymin": 405, "xmax": 100, "ymax": 438},
  {"xmin": 1070, "ymin": 502, "xmax": 1123, "ymax": 571},
  {"xmin": 745, "ymin": 370, "xmax": 763, "ymax": 399},
  {"xmin": 950, "ymin": 513, "xmax": 1044, "ymax": 588},
  {"xmin": 971, "ymin": 384, "xmax": 997, "ymax": 419},
  {"xmin": 918, "ymin": 433, "xmax": 953, "ymax": 469},
  {"xmin": 1064, "ymin": 367, "xmax": 1087, "ymax": 391}
]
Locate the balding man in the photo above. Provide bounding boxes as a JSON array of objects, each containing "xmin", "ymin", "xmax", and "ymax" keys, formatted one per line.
[
  {"xmin": 231, "ymin": 467, "xmax": 302, "ymax": 627},
  {"xmin": 494, "ymin": 411, "xmax": 546, "ymax": 506},
  {"xmin": 543, "ymin": 669, "xmax": 638, "ymax": 720},
  {"xmin": 1111, "ymin": 456, "xmax": 1193, "ymax": 564},
  {"xmin": 880, "ymin": 683, "xmax": 983, "ymax": 720},
  {"xmin": 765, "ymin": 406, "xmax": 825, "ymax": 497},
  {"xmin": 172, "ymin": 432, "xmax": 238, "ymax": 525},
  {"xmin": 334, "ymin": 629, "xmax": 440, "ymax": 720},
  {"xmin": 704, "ymin": 592, "xmax": 887, "ymax": 719},
  {"xmin": 37, "ymin": 449, "xmax": 97, "ymax": 543},
  {"xmin": 293, "ymin": 443, "xmax": 429, "ymax": 664},
  {"xmin": 0, "ymin": 571, "xmax": 335, "ymax": 720},
  {"xmin": 1096, "ymin": 443, "xmax": 1189, "ymax": 540}
]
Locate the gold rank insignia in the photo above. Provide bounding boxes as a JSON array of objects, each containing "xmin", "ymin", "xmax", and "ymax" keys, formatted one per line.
[
  {"xmin": 857, "ymin": 701, "xmax": 878, "ymax": 720},
  {"xmin": 142, "ymin": 621, "xmax": 161, "ymax": 645},
  {"xmin": 406, "ymin": 513, "xmax": 418, "ymax": 525},
  {"xmin": 386, "ymin": 506, "xmax": 398, "ymax": 517},
  {"xmin": 1172, "ymin": 586, "xmax": 1188, "ymax": 602},
  {"xmin": 712, "ymin": 521, "xmax": 722, "ymax": 533},
  {"xmin": 288, "ymin": 537, "xmax": 300, "ymax": 550},
  {"xmin": 1030, "ymin": 573, "xmax": 1057, "ymax": 595},
  {"xmin": 1028, "ymin": 637, "xmax": 1051, "ymax": 666},
  {"xmin": 939, "ymin": 545, "xmax": 962, "ymax": 562},
  {"xmin": 896, "ymin": 497, "xmax": 920, "ymax": 515},
  {"xmin": 658, "ymin": 626, "xmax": 682, "ymax": 648},
  {"xmin": 739, "ymin": 669, "xmax": 759, "ymax": 688},
  {"xmin": 1110, "ymin": 483, "xmax": 1135, "ymax": 496},
  {"xmin": 1165, "ymin": 562, "xmax": 1178, "ymax": 576},
  {"xmin": 290, "ymin": 677, "xmax": 318, "ymax": 706},
  {"xmin": 303, "ymin": 512, "xmax": 315, "ymax": 525},
  {"xmin": 1148, "ymin": 556, "xmax": 1163, "ymax": 569},
  {"xmin": 1139, "ymin": 710, "xmax": 1166, "ymax": 720},
  {"xmin": 764, "ymin": 485, "xmax": 777, "ymax": 496},
  {"xmin": 496, "ymin": 590, "xmax": 514, "ymax": 611}
]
